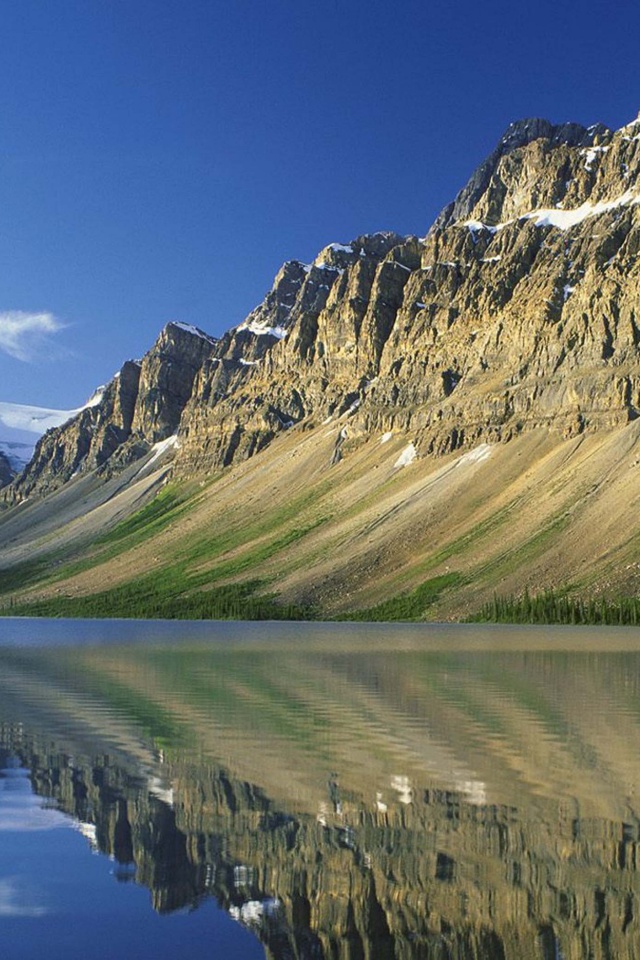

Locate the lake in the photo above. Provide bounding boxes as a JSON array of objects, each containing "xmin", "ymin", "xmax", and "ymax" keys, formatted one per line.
[{"xmin": 1, "ymin": 618, "xmax": 640, "ymax": 959}]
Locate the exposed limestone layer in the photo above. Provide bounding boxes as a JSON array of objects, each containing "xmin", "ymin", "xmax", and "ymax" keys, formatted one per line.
[
  {"xmin": 176, "ymin": 112, "xmax": 640, "ymax": 470},
  {"xmin": 5, "ymin": 112, "xmax": 640, "ymax": 503},
  {"xmin": 5, "ymin": 323, "xmax": 214, "ymax": 502},
  {"xmin": 178, "ymin": 232, "xmax": 407, "ymax": 468},
  {"xmin": 8, "ymin": 358, "xmax": 143, "ymax": 501}
]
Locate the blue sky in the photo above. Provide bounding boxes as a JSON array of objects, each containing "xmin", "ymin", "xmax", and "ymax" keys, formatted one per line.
[{"xmin": 1, "ymin": 0, "xmax": 639, "ymax": 408}]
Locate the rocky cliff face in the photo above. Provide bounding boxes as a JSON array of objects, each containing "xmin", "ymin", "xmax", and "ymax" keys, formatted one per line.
[
  {"xmin": 189, "ymin": 111, "xmax": 640, "ymax": 466},
  {"xmin": 178, "ymin": 232, "xmax": 408, "ymax": 468},
  {"xmin": 6, "ymin": 111, "xmax": 640, "ymax": 499},
  {"xmin": 5, "ymin": 323, "xmax": 216, "ymax": 501},
  {"xmin": 11, "ymin": 360, "xmax": 143, "ymax": 499}
]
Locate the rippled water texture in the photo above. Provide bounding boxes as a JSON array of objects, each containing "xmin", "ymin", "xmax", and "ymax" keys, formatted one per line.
[{"xmin": 2, "ymin": 619, "xmax": 640, "ymax": 959}]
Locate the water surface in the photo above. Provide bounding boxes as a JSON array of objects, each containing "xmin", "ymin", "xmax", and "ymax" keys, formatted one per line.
[{"xmin": 2, "ymin": 618, "xmax": 640, "ymax": 959}]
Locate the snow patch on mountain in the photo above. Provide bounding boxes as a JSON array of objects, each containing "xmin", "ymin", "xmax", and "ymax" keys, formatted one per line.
[
  {"xmin": 456, "ymin": 443, "xmax": 492, "ymax": 467},
  {"xmin": 169, "ymin": 321, "xmax": 217, "ymax": 344},
  {"xmin": 236, "ymin": 320, "xmax": 288, "ymax": 340},
  {"xmin": 525, "ymin": 190, "xmax": 640, "ymax": 229},
  {"xmin": 0, "ymin": 403, "xmax": 73, "ymax": 471},
  {"xmin": 84, "ymin": 386, "xmax": 105, "ymax": 408},
  {"xmin": 581, "ymin": 145, "xmax": 609, "ymax": 171},
  {"xmin": 462, "ymin": 188, "xmax": 640, "ymax": 235},
  {"xmin": 394, "ymin": 443, "xmax": 417, "ymax": 468},
  {"xmin": 147, "ymin": 434, "xmax": 180, "ymax": 467}
]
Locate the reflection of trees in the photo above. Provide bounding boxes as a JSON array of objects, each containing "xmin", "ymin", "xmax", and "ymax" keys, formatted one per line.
[{"xmin": 3, "ymin": 729, "xmax": 640, "ymax": 960}]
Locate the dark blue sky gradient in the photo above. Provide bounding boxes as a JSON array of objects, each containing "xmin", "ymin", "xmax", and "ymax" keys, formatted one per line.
[{"xmin": 1, "ymin": 0, "xmax": 639, "ymax": 405}]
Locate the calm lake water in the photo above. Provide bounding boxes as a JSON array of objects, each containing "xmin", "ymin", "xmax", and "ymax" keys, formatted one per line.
[{"xmin": 2, "ymin": 618, "xmax": 640, "ymax": 959}]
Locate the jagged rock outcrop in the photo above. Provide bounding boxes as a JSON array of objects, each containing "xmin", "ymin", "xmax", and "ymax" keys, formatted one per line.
[
  {"xmin": 5, "ymin": 359, "xmax": 142, "ymax": 501},
  {"xmin": 364, "ymin": 112, "xmax": 640, "ymax": 453},
  {"xmin": 178, "ymin": 232, "xmax": 408, "ymax": 468},
  {"xmin": 4, "ymin": 323, "xmax": 217, "ymax": 502},
  {"xmin": 434, "ymin": 116, "xmax": 611, "ymax": 229},
  {"xmin": 6, "ymin": 110, "xmax": 640, "ymax": 499},
  {"xmin": 129, "ymin": 322, "xmax": 219, "ymax": 442},
  {"xmin": 176, "ymin": 109, "xmax": 640, "ymax": 467}
]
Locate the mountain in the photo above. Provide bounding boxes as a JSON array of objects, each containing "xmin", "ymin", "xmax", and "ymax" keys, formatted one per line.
[
  {"xmin": 2, "ymin": 111, "xmax": 640, "ymax": 619},
  {"xmin": 2, "ymin": 234, "xmax": 406, "ymax": 501},
  {"xmin": 0, "ymin": 393, "xmax": 107, "ymax": 484}
]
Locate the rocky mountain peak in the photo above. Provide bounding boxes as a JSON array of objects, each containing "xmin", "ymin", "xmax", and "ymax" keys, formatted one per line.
[
  {"xmin": 6, "ymin": 110, "xmax": 640, "ymax": 504},
  {"xmin": 4, "ymin": 321, "xmax": 218, "ymax": 501},
  {"xmin": 130, "ymin": 322, "xmax": 217, "ymax": 444},
  {"xmin": 435, "ymin": 109, "xmax": 640, "ymax": 231},
  {"xmin": 618, "ymin": 110, "xmax": 640, "ymax": 134},
  {"xmin": 435, "ymin": 115, "xmax": 618, "ymax": 230},
  {"xmin": 311, "ymin": 232, "xmax": 405, "ymax": 271},
  {"xmin": 163, "ymin": 320, "xmax": 217, "ymax": 346},
  {"xmin": 498, "ymin": 117, "xmax": 609, "ymax": 153}
]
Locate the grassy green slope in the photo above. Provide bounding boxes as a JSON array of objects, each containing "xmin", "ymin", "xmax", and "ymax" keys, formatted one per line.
[{"xmin": 3, "ymin": 418, "xmax": 640, "ymax": 622}]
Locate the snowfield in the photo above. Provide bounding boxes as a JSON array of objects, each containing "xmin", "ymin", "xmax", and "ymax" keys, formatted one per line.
[{"xmin": 0, "ymin": 395, "xmax": 102, "ymax": 472}]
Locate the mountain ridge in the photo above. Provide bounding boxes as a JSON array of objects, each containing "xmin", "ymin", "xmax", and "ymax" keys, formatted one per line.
[
  {"xmin": 3, "ymin": 111, "xmax": 640, "ymax": 619},
  {"xmin": 6, "ymin": 109, "xmax": 640, "ymax": 500}
]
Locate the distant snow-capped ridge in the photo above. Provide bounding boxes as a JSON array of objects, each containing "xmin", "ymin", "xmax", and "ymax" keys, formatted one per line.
[{"xmin": 0, "ymin": 391, "xmax": 105, "ymax": 471}]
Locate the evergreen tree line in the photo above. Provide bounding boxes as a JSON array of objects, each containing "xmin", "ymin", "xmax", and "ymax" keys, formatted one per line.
[
  {"xmin": 472, "ymin": 588, "xmax": 640, "ymax": 626},
  {"xmin": 2, "ymin": 581, "xmax": 312, "ymax": 621}
]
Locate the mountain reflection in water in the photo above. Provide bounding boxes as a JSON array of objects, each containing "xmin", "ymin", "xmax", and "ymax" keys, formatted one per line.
[{"xmin": 2, "ymin": 622, "xmax": 640, "ymax": 959}]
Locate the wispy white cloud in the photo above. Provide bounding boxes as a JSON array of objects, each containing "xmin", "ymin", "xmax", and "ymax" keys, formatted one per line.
[
  {"xmin": 0, "ymin": 878, "xmax": 48, "ymax": 917},
  {"xmin": 0, "ymin": 310, "xmax": 65, "ymax": 362}
]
